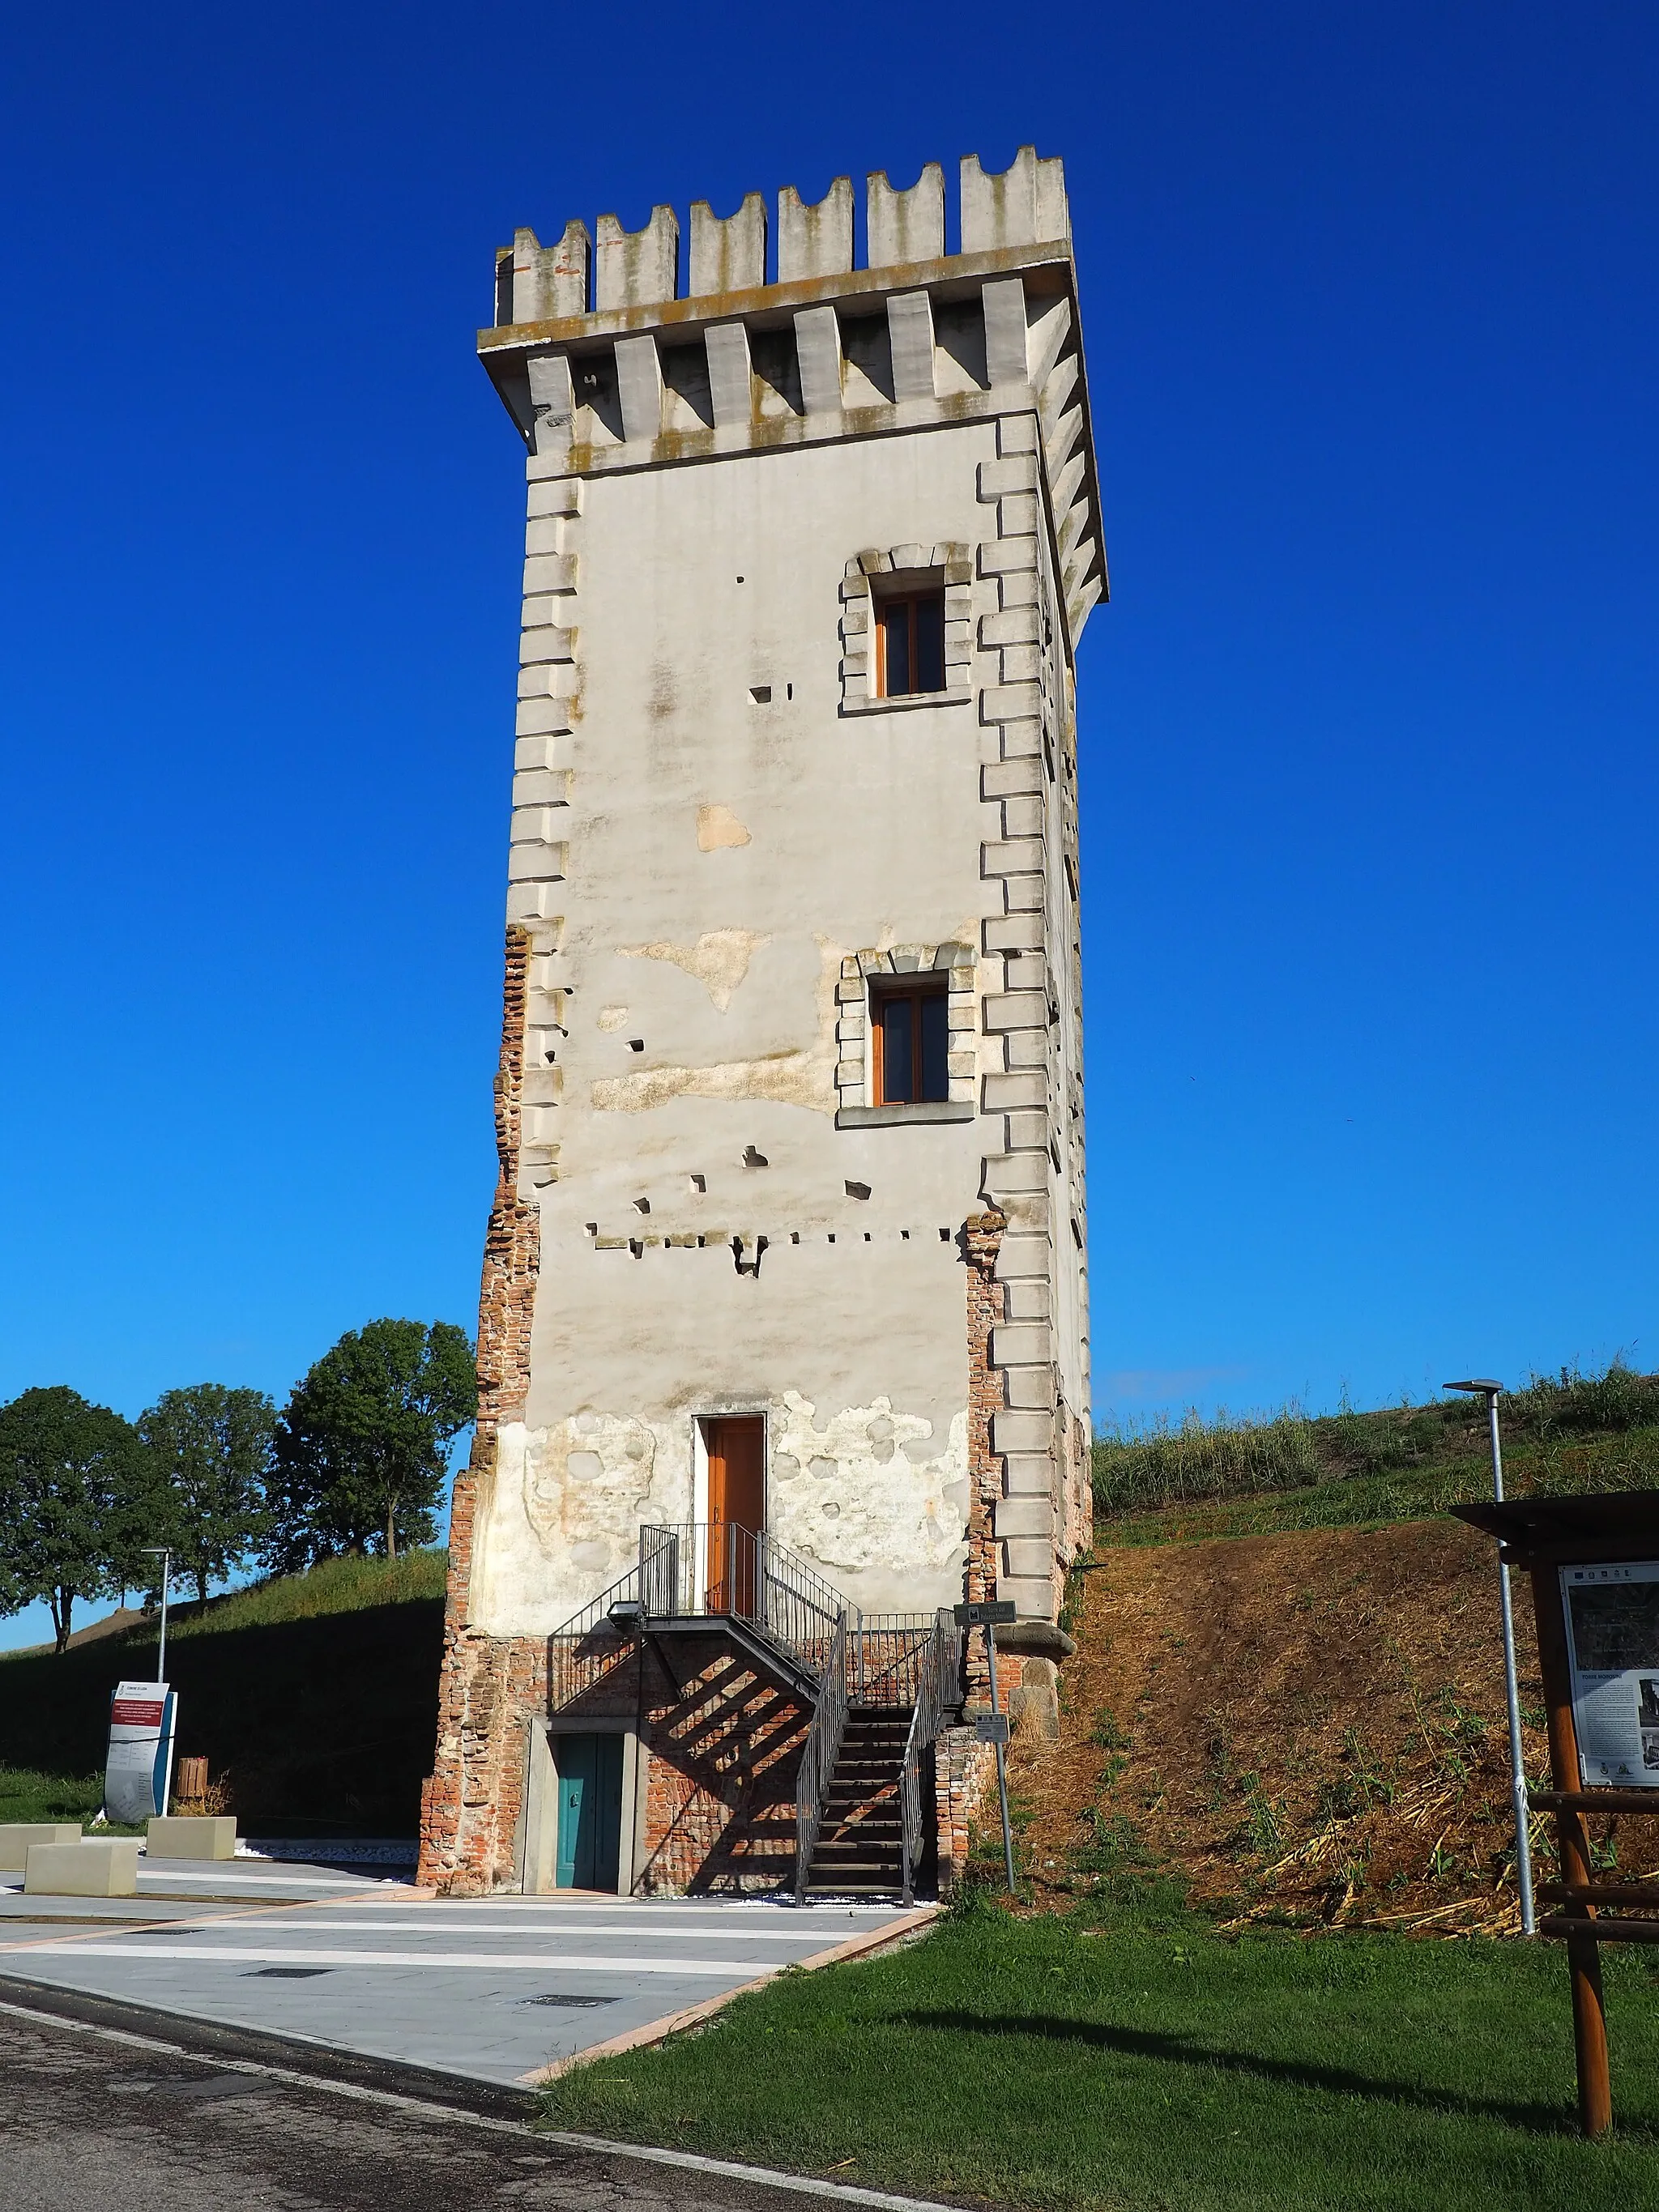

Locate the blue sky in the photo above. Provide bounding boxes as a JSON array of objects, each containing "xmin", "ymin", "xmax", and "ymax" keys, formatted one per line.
[{"xmin": 2, "ymin": 4, "xmax": 1656, "ymax": 1645}]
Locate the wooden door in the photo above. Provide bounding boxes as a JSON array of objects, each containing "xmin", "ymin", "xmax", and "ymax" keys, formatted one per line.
[
  {"xmin": 555, "ymin": 1733, "xmax": 623, "ymax": 1891},
  {"xmin": 705, "ymin": 1416, "xmax": 765, "ymax": 1615}
]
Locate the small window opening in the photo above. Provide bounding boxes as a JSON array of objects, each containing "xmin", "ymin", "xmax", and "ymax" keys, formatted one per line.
[
  {"xmin": 871, "ymin": 979, "xmax": 949, "ymax": 1106},
  {"xmin": 875, "ymin": 586, "xmax": 946, "ymax": 698}
]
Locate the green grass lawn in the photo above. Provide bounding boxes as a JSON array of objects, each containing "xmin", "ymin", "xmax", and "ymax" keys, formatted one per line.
[
  {"xmin": 1090, "ymin": 1364, "xmax": 1659, "ymax": 1543},
  {"xmin": 0, "ymin": 1766, "xmax": 106, "ymax": 1826},
  {"xmin": 542, "ymin": 1898, "xmax": 1659, "ymax": 2211}
]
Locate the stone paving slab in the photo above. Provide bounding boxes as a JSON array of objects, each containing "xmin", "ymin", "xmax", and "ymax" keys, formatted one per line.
[
  {"xmin": 0, "ymin": 1897, "xmax": 286, "ymax": 1925},
  {"xmin": 0, "ymin": 1856, "xmax": 422, "ymax": 1907},
  {"xmin": 0, "ymin": 1890, "xmax": 928, "ymax": 2086}
]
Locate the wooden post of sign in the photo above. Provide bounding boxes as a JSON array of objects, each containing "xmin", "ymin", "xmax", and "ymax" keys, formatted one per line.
[{"xmin": 1531, "ymin": 1560, "xmax": 1613, "ymax": 2138}]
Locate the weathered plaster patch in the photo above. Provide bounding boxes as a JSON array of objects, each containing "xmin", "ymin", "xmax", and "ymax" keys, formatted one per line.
[
  {"xmin": 592, "ymin": 1051, "xmax": 831, "ymax": 1115},
  {"xmin": 769, "ymin": 1392, "xmax": 969, "ymax": 1588},
  {"xmin": 592, "ymin": 939, "xmax": 842, "ymax": 1115},
  {"xmin": 516, "ymin": 1414, "xmax": 668, "ymax": 1574},
  {"xmin": 619, "ymin": 928, "xmax": 770, "ymax": 1011},
  {"xmin": 697, "ymin": 803, "xmax": 751, "ymax": 850},
  {"xmin": 597, "ymin": 1005, "xmax": 630, "ymax": 1030}
]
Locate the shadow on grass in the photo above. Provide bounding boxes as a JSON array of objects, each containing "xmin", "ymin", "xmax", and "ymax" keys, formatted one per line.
[{"xmin": 894, "ymin": 2011, "xmax": 1591, "ymax": 2138}]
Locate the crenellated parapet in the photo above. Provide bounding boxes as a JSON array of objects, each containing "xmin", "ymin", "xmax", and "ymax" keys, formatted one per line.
[{"xmin": 480, "ymin": 147, "xmax": 1106, "ymax": 650}]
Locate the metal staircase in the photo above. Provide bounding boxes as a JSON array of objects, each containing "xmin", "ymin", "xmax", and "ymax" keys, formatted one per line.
[
  {"xmin": 545, "ymin": 1526, "xmax": 962, "ymax": 1902},
  {"xmin": 801, "ymin": 1708, "xmax": 911, "ymax": 1896}
]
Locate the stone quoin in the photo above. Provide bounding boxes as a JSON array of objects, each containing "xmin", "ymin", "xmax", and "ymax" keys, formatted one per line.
[{"xmin": 419, "ymin": 148, "xmax": 1102, "ymax": 1900}]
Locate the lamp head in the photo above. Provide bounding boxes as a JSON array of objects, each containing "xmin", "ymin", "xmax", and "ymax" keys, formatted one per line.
[{"xmin": 1444, "ymin": 1379, "xmax": 1502, "ymax": 1397}]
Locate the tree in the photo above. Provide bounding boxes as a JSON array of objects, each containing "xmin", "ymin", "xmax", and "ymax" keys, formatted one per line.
[
  {"xmin": 0, "ymin": 1386, "xmax": 161, "ymax": 1651},
  {"xmin": 139, "ymin": 1383, "xmax": 276, "ymax": 1605},
  {"xmin": 267, "ymin": 1319, "xmax": 476, "ymax": 1571}
]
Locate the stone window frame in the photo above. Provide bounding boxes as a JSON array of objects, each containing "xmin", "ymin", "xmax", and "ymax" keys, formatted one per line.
[
  {"xmin": 834, "ymin": 944, "xmax": 976, "ymax": 1129},
  {"xmin": 838, "ymin": 543, "xmax": 973, "ymax": 716}
]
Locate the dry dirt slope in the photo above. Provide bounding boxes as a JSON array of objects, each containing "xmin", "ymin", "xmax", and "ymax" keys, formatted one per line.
[{"xmin": 1008, "ymin": 1517, "xmax": 1659, "ymax": 1931}]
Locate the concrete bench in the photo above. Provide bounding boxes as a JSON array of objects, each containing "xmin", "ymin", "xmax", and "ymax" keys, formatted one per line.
[
  {"xmin": 147, "ymin": 1815, "xmax": 237, "ymax": 1860},
  {"xmin": 24, "ymin": 1838, "xmax": 142, "ymax": 1896},
  {"xmin": 0, "ymin": 1822, "xmax": 83, "ymax": 1871}
]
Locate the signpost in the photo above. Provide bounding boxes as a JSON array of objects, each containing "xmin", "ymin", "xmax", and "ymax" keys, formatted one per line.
[
  {"xmin": 956, "ymin": 1599, "xmax": 1017, "ymax": 1893},
  {"xmin": 1444, "ymin": 1381, "xmax": 1536, "ymax": 1933},
  {"xmin": 104, "ymin": 1679, "xmax": 177, "ymax": 1825},
  {"xmin": 1455, "ymin": 1489, "xmax": 1659, "ymax": 2138}
]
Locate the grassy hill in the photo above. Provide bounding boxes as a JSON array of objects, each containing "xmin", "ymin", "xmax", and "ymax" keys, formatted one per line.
[
  {"xmin": 1002, "ymin": 1366, "xmax": 1659, "ymax": 1933},
  {"xmin": 1090, "ymin": 1362, "xmax": 1659, "ymax": 1541},
  {"xmin": 0, "ymin": 1551, "xmax": 446, "ymax": 1837}
]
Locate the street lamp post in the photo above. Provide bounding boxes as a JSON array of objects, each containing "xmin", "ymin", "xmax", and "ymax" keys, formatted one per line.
[
  {"xmin": 141, "ymin": 1547, "xmax": 173, "ymax": 1685},
  {"xmin": 1445, "ymin": 1379, "xmax": 1536, "ymax": 1935}
]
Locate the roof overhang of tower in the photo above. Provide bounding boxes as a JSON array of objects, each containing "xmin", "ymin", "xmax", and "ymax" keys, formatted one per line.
[{"xmin": 477, "ymin": 152, "xmax": 1107, "ymax": 655}]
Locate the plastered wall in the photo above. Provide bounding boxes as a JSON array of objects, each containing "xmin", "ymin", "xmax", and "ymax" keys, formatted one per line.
[{"xmin": 471, "ymin": 424, "xmax": 1002, "ymax": 1635}]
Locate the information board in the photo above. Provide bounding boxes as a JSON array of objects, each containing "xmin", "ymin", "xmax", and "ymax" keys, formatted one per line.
[
  {"xmin": 1561, "ymin": 1562, "xmax": 1659, "ymax": 1788},
  {"xmin": 105, "ymin": 1679, "xmax": 177, "ymax": 1822}
]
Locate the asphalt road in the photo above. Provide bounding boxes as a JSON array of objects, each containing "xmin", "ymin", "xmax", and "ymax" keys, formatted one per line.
[{"xmin": 0, "ymin": 1991, "xmax": 957, "ymax": 2212}]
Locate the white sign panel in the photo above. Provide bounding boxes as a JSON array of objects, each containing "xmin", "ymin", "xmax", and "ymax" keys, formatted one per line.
[
  {"xmin": 1561, "ymin": 1562, "xmax": 1659, "ymax": 1789},
  {"xmin": 105, "ymin": 1679, "xmax": 177, "ymax": 1823}
]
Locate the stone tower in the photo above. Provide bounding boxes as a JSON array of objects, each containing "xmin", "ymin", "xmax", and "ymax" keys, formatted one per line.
[{"xmin": 420, "ymin": 149, "xmax": 1104, "ymax": 1897}]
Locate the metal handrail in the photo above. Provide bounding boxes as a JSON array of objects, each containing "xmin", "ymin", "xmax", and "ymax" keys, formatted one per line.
[
  {"xmin": 638, "ymin": 1521, "xmax": 847, "ymax": 1683},
  {"xmin": 898, "ymin": 1609, "xmax": 963, "ymax": 1905},
  {"xmin": 544, "ymin": 1536, "xmax": 667, "ymax": 1712},
  {"xmin": 852, "ymin": 1615, "xmax": 938, "ymax": 1707},
  {"xmin": 795, "ymin": 1608, "xmax": 849, "ymax": 1905}
]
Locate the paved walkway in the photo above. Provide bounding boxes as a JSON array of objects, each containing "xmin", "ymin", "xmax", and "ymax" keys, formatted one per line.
[
  {"xmin": 0, "ymin": 1854, "xmax": 411, "ymax": 1920},
  {"xmin": 0, "ymin": 1863, "xmax": 926, "ymax": 2086}
]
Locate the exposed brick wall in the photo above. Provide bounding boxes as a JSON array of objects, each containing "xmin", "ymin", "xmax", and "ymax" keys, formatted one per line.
[
  {"xmin": 420, "ymin": 925, "xmax": 543, "ymax": 1894},
  {"xmin": 928, "ymin": 1208, "xmax": 1013, "ymax": 1894},
  {"xmin": 636, "ymin": 1639, "xmax": 808, "ymax": 1894},
  {"xmin": 934, "ymin": 1723, "xmax": 997, "ymax": 1894},
  {"xmin": 963, "ymin": 1207, "xmax": 1007, "ymax": 1707},
  {"xmin": 474, "ymin": 923, "xmax": 541, "ymax": 1438}
]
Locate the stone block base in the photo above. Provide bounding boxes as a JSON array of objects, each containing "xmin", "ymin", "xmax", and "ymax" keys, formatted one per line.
[
  {"xmin": 25, "ymin": 1839, "xmax": 141, "ymax": 1895},
  {"xmin": 0, "ymin": 1822, "xmax": 82, "ymax": 1870},
  {"xmin": 148, "ymin": 1815, "xmax": 237, "ymax": 1860}
]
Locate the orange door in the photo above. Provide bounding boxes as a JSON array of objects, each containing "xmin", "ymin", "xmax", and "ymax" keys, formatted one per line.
[{"xmin": 706, "ymin": 1417, "xmax": 765, "ymax": 1614}]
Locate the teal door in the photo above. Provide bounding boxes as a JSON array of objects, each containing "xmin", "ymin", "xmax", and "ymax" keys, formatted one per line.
[{"xmin": 555, "ymin": 1733, "xmax": 624, "ymax": 1891}]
